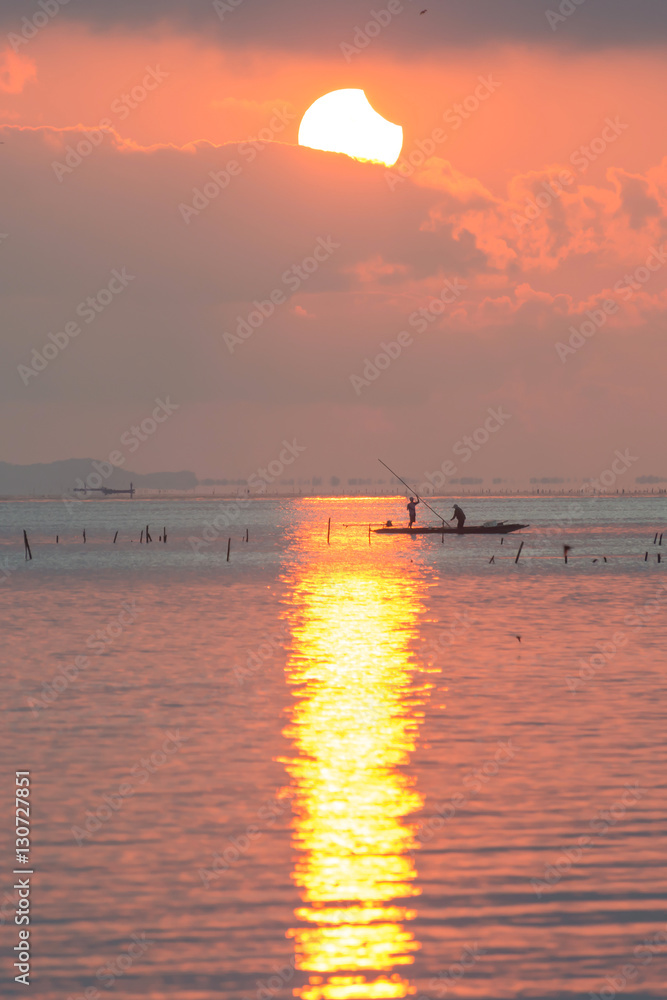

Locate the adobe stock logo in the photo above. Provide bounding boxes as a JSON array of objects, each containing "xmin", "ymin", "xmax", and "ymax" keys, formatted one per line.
[
  {"xmin": 7, "ymin": 0, "xmax": 71, "ymax": 52},
  {"xmin": 339, "ymin": 0, "xmax": 406, "ymax": 63},
  {"xmin": 349, "ymin": 332, "xmax": 413, "ymax": 395},
  {"xmin": 224, "ymin": 237, "xmax": 340, "ymax": 353},
  {"xmin": 555, "ymin": 245, "xmax": 667, "ymax": 363},
  {"xmin": 545, "ymin": 0, "xmax": 586, "ymax": 31},
  {"xmin": 17, "ymin": 268, "xmax": 136, "ymax": 385}
]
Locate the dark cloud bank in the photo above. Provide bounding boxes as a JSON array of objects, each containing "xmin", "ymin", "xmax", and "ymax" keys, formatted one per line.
[{"xmin": 2, "ymin": 0, "xmax": 667, "ymax": 50}]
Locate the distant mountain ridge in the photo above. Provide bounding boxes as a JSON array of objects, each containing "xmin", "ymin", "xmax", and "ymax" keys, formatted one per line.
[{"xmin": 0, "ymin": 460, "xmax": 197, "ymax": 496}]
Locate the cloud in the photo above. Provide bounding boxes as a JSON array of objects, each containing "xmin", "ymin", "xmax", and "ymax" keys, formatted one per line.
[
  {"xmin": 2, "ymin": 123, "xmax": 666, "ymax": 479},
  {"xmin": 0, "ymin": 47, "xmax": 35, "ymax": 93},
  {"xmin": 0, "ymin": 125, "xmax": 479, "ymax": 410},
  {"xmin": 292, "ymin": 304, "xmax": 315, "ymax": 318},
  {"xmin": 611, "ymin": 168, "xmax": 662, "ymax": 231},
  {"xmin": 1, "ymin": 0, "xmax": 667, "ymax": 51}
]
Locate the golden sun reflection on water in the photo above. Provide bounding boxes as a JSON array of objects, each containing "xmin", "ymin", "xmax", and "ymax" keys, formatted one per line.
[{"xmin": 282, "ymin": 517, "xmax": 429, "ymax": 1000}]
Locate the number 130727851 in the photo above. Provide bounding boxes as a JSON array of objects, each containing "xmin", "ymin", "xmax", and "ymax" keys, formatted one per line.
[{"xmin": 16, "ymin": 773, "xmax": 31, "ymax": 865}]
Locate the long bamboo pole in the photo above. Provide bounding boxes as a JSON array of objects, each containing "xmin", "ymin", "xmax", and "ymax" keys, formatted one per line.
[{"xmin": 378, "ymin": 459, "xmax": 445, "ymax": 525}]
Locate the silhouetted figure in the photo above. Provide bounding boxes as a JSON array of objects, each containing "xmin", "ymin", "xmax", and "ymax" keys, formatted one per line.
[
  {"xmin": 407, "ymin": 496, "xmax": 420, "ymax": 528},
  {"xmin": 451, "ymin": 504, "xmax": 466, "ymax": 532}
]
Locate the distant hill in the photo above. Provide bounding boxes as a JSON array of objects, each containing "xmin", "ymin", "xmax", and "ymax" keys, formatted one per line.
[{"xmin": 0, "ymin": 460, "xmax": 197, "ymax": 497}]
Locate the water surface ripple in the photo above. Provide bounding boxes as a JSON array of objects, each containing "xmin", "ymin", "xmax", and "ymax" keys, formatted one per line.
[{"xmin": 1, "ymin": 496, "xmax": 665, "ymax": 999}]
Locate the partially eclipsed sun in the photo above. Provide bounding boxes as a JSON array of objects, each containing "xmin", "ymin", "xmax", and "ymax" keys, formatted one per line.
[{"xmin": 298, "ymin": 89, "xmax": 403, "ymax": 167}]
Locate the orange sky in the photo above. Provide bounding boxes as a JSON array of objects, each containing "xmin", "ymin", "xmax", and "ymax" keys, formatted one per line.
[
  {"xmin": 2, "ymin": 29, "xmax": 665, "ymax": 184},
  {"xmin": 1, "ymin": 18, "xmax": 666, "ymax": 483}
]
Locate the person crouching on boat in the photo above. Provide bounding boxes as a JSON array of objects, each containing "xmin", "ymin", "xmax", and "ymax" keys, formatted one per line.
[
  {"xmin": 407, "ymin": 496, "xmax": 420, "ymax": 528},
  {"xmin": 450, "ymin": 504, "xmax": 466, "ymax": 532}
]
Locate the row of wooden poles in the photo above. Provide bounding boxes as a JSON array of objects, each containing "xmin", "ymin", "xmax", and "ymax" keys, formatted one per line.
[
  {"xmin": 22, "ymin": 526, "xmax": 250, "ymax": 562},
  {"xmin": 326, "ymin": 521, "xmax": 665, "ymax": 565},
  {"xmin": 488, "ymin": 539, "xmax": 661, "ymax": 564},
  {"xmin": 500, "ymin": 533, "xmax": 663, "ymax": 564},
  {"xmin": 646, "ymin": 532, "xmax": 664, "ymax": 562},
  {"xmin": 20, "ymin": 523, "xmax": 665, "ymax": 564}
]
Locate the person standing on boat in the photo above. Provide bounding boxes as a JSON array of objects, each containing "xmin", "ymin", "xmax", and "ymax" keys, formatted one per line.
[
  {"xmin": 407, "ymin": 496, "xmax": 420, "ymax": 528},
  {"xmin": 451, "ymin": 504, "xmax": 466, "ymax": 532}
]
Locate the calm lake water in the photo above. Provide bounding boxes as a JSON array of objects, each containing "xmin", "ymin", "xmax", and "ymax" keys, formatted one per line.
[{"xmin": 1, "ymin": 496, "xmax": 666, "ymax": 999}]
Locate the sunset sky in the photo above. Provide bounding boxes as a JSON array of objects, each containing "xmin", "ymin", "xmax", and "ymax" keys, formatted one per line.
[{"xmin": 2, "ymin": 0, "xmax": 666, "ymax": 485}]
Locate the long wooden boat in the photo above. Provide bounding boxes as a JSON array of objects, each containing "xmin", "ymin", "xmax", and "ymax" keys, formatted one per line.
[{"xmin": 373, "ymin": 522, "xmax": 528, "ymax": 535}]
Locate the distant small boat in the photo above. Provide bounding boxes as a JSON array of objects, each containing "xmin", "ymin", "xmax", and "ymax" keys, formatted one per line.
[
  {"xmin": 374, "ymin": 521, "xmax": 528, "ymax": 535},
  {"xmin": 73, "ymin": 483, "xmax": 135, "ymax": 497}
]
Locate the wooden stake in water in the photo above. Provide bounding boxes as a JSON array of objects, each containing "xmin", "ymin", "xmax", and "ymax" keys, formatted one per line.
[
  {"xmin": 56, "ymin": 535, "xmax": 59, "ymax": 544},
  {"xmin": 327, "ymin": 518, "xmax": 331, "ymax": 545},
  {"xmin": 164, "ymin": 527, "xmax": 167, "ymax": 544},
  {"xmin": 515, "ymin": 541, "xmax": 524, "ymax": 564},
  {"xmin": 83, "ymin": 528, "xmax": 86, "ymax": 544},
  {"xmin": 563, "ymin": 544, "xmax": 571, "ymax": 564},
  {"xmin": 226, "ymin": 538, "xmax": 231, "ymax": 562},
  {"xmin": 23, "ymin": 530, "xmax": 32, "ymax": 561},
  {"xmin": 140, "ymin": 530, "xmax": 144, "ymax": 544},
  {"xmin": 146, "ymin": 525, "xmax": 152, "ymax": 543},
  {"xmin": 113, "ymin": 531, "xmax": 118, "ymax": 544}
]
